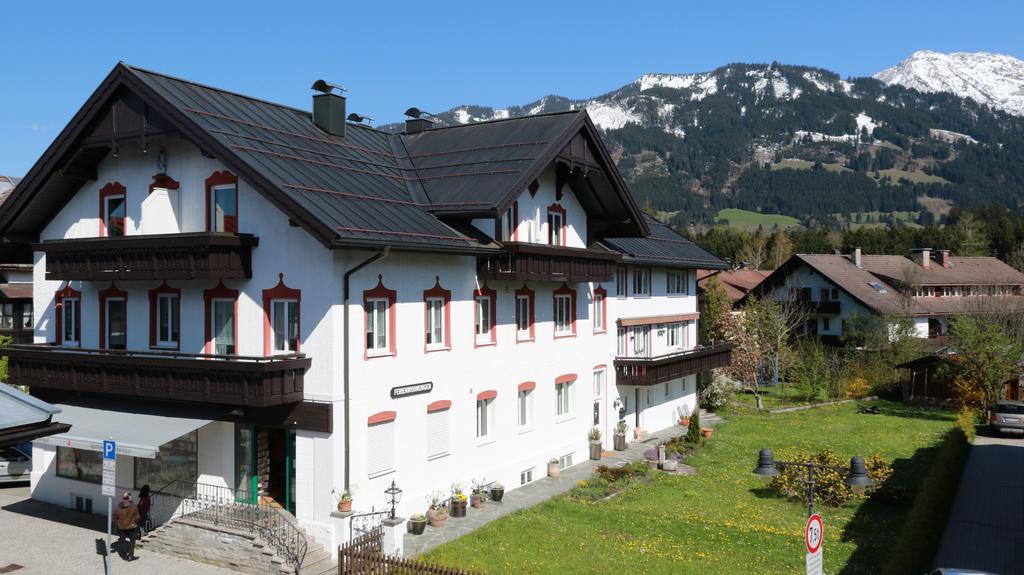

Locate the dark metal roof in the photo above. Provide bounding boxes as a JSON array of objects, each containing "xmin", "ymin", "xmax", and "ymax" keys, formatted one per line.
[{"xmin": 601, "ymin": 216, "xmax": 728, "ymax": 269}]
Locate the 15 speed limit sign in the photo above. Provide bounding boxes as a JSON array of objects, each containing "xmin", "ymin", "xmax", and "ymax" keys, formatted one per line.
[{"xmin": 805, "ymin": 513, "xmax": 823, "ymax": 554}]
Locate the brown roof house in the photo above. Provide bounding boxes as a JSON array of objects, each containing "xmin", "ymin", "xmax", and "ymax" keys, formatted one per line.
[
  {"xmin": 749, "ymin": 248, "xmax": 1024, "ymax": 342},
  {"xmin": 697, "ymin": 268, "xmax": 770, "ymax": 307}
]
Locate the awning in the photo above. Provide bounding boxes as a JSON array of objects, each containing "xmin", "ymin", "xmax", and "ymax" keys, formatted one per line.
[
  {"xmin": 35, "ymin": 400, "xmax": 226, "ymax": 459},
  {"xmin": 0, "ymin": 283, "xmax": 33, "ymax": 300},
  {"xmin": 618, "ymin": 312, "xmax": 699, "ymax": 327}
]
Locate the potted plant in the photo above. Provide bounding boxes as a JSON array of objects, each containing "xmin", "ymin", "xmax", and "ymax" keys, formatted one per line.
[
  {"xmin": 702, "ymin": 427, "xmax": 714, "ymax": 438},
  {"xmin": 680, "ymin": 406, "xmax": 691, "ymax": 428},
  {"xmin": 489, "ymin": 481, "xmax": 504, "ymax": 502},
  {"xmin": 450, "ymin": 483, "xmax": 468, "ymax": 517},
  {"xmin": 471, "ymin": 478, "xmax": 488, "ymax": 508},
  {"xmin": 331, "ymin": 488, "xmax": 353, "ymax": 513},
  {"xmin": 547, "ymin": 458, "xmax": 561, "ymax": 477},
  {"xmin": 613, "ymin": 420, "xmax": 627, "ymax": 451},
  {"xmin": 588, "ymin": 427, "xmax": 602, "ymax": 460},
  {"xmin": 426, "ymin": 491, "xmax": 448, "ymax": 528},
  {"xmin": 409, "ymin": 513, "xmax": 427, "ymax": 535}
]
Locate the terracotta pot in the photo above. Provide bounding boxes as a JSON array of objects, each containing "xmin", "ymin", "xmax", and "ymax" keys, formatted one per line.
[
  {"xmin": 426, "ymin": 507, "xmax": 448, "ymax": 528},
  {"xmin": 589, "ymin": 441, "xmax": 602, "ymax": 461},
  {"xmin": 613, "ymin": 434, "xmax": 627, "ymax": 451},
  {"xmin": 409, "ymin": 518, "xmax": 427, "ymax": 535},
  {"xmin": 548, "ymin": 461, "xmax": 560, "ymax": 477},
  {"xmin": 681, "ymin": 418, "xmax": 690, "ymax": 427},
  {"xmin": 338, "ymin": 499, "xmax": 352, "ymax": 512},
  {"xmin": 702, "ymin": 428, "xmax": 713, "ymax": 438},
  {"xmin": 450, "ymin": 499, "xmax": 467, "ymax": 517},
  {"xmin": 471, "ymin": 493, "xmax": 486, "ymax": 508}
]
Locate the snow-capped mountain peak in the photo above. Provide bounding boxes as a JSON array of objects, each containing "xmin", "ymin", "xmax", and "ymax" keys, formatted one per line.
[{"xmin": 874, "ymin": 50, "xmax": 1024, "ymax": 116}]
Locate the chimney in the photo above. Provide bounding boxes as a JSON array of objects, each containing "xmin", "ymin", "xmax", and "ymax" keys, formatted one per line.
[
  {"xmin": 405, "ymin": 117, "xmax": 433, "ymax": 135},
  {"xmin": 853, "ymin": 247, "xmax": 862, "ymax": 268},
  {"xmin": 912, "ymin": 248, "xmax": 932, "ymax": 270},
  {"xmin": 938, "ymin": 249, "xmax": 952, "ymax": 268},
  {"xmin": 311, "ymin": 79, "xmax": 347, "ymax": 138}
]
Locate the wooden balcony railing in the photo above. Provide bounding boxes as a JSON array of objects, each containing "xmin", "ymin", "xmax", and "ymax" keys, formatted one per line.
[
  {"xmin": 614, "ymin": 342, "xmax": 733, "ymax": 386},
  {"xmin": 5, "ymin": 344, "xmax": 309, "ymax": 407},
  {"xmin": 477, "ymin": 242, "xmax": 620, "ymax": 283},
  {"xmin": 35, "ymin": 232, "xmax": 259, "ymax": 281}
]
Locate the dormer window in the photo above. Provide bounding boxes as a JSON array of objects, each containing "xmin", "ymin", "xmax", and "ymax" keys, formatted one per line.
[
  {"xmin": 205, "ymin": 171, "xmax": 239, "ymax": 233},
  {"xmin": 547, "ymin": 204, "xmax": 566, "ymax": 246},
  {"xmin": 99, "ymin": 182, "xmax": 127, "ymax": 237}
]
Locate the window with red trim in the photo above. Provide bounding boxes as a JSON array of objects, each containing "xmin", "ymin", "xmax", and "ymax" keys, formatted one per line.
[
  {"xmin": 517, "ymin": 382, "xmax": 535, "ymax": 429},
  {"xmin": 547, "ymin": 203, "xmax": 566, "ymax": 246},
  {"xmin": 367, "ymin": 411, "xmax": 396, "ymax": 477},
  {"xmin": 474, "ymin": 284, "xmax": 497, "ymax": 347},
  {"xmin": 99, "ymin": 182, "xmax": 126, "ymax": 237},
  {"xmin": 553, "ymin": 284, "xmax": 576, "ymax": 339},
  {"xmin": 99, "ymin": 284, "xmax": 127, "ymax": 350},
  {"xmin": 204, "ymin": 281, "xmax": 238, "ymax": 356},
  {"xmin": 55, "ymin": 285, "xmax": 81, "ymax": 346},
  {"xmin": 423, "ymin": 277, "xmax": 451, "ymax": 352},
  {"xmin": 364, "ymin": 275, "xmax": 397, "ymax": 358},
  {"xmin": 476, "ymin": 390, "xmax": 496, "ymax": 440},
  {"xmin": 263, "ymin": 274, "xmax": 301, "ymax": 356},
  {"xmin": 205, "ymin": 171, "xmax": 238, "ymax": 233},
  {"xmin": 149, "ymin": 282, "xmax": 181, "ymax": 350},
  {"xmin": 515, "ymin": 284, "xmax": 535, "ymax": 342},
  {"xmin": 427, "ymin": 401, "xmax": 450, "ymax": 460},
  {"xmin": 593, "ymin": 286, "xmax": 607, "ymax": 334},
  {"xmin": 555, "ymin": 376, "xmax": 575, "ymax": 417}
]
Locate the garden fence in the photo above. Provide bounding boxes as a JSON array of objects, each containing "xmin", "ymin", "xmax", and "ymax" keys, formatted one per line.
[{"xmin": 338, "ymin": 526, "xmax": 478, "ymax": 574}]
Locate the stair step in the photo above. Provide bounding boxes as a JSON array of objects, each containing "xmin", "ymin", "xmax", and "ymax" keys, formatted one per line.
[{"xmin": 302, "ymin": 548, "xmax": 331, "ymax": 566}]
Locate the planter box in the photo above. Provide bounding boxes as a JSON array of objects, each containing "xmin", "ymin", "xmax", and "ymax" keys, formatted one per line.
[
  {"xmin": 489, "ymin": 488, "xmax": 504, "ymax": 502},
  {"xmin": 589, "ymin": 441, "xmax": 602, "ymax": 461},
  {"xmin": 613, "ymin": 434, "xmax": 627, "ymax": 451},
  {"xmin": 409, "ymin": 519, "xmax": 427, "ymax": 535},
  {"xmin": 450, "ymin": 500, "xmax": 467, "ymax": 518},
  {"xmin": 548, "ymin": 462, "xmax": 560, "ymax": 477}
]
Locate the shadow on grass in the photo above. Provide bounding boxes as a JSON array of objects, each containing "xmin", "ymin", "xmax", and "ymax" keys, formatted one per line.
[
  {"xmin": 838, "ymin": 443, "xmax": 941, "ymax": 575},
  {"xmin": 866, "ymin": 402, "xmax": 955, "ymax": 423}
]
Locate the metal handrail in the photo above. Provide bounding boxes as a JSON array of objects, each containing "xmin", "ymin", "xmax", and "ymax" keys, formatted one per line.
[
  {"xmin": 150, "ymin": 480, "xmax": 307, "ymax": 573},
  {"xmin": 615, "ymin": 341, "xmax": 734, "ymax": 363},
  {"xmin": 6, "ymin": 343, "xmax": 306, "ymax": 363}
]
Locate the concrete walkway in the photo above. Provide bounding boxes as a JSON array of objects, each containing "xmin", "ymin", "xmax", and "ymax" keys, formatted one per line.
[
  {"xmin": 403, "ymin": 414, "xmax": 721, "ymax": 557},
  {"xmin": 0, "ymin": 483, "xmax": 237, "ymax": 575},
  {"xmin": 934, "ymin": 433, "xmax": 1024, "ymax": 574}
]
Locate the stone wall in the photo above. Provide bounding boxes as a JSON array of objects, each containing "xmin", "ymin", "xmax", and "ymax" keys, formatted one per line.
[{"xmin": 140, "ymin": 518, "xmax": 289, "ymax": 575}]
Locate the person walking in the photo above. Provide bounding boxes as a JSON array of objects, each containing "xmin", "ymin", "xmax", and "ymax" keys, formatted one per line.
[
  {"xmin": 137, "ymin": 484, "xmax": 151, "ymax": 536},
  {"xmin": 112, "ymin": 491, "xmax": 140, "ymax": 561}
]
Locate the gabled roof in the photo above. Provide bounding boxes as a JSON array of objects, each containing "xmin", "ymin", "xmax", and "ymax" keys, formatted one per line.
[
  {"xmin": 860, "ymin": 255, "xmax": 1024, "ymax": 286},
  {"xmin": 601, "ymin": 216, "xmax": 727, "ymax": 269},
  {"xmin": 697, "ymin": 268, "xmax": 770, "ymax": 303},
  {"xmin": 1, "ymin": 63, "xmax": 647, "ymax": 253}
]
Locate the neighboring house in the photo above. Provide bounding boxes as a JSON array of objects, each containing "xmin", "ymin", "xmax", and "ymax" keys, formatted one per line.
[
  {"xmin": 697, "ymin": 268, "xmax": 770, "ymax": 308},
  {"xmin": 0, "ymin": 176, "xmax": 33, "ymax": 343},
  {"xmin": 751, "ymin": 248, "xmax": 1024, "ymax": 341},
  {"xmin": 0, "ymin": 63, "xmax": 729, "ymax": 550}
]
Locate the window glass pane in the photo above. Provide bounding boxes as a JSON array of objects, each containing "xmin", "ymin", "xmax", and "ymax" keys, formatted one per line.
[
  {"xmin": 106, "ymin": 196, "xmax": 125, "ymax": 237},
  {"xmin": 213, "ymin": 187, "xmax": 238, "ymax": 233},
  {"xmin": 134, "ymin": 431, "xmax": 198, "ymax": 488},
  {"xmin": 273, "ymin": 301, "xmax": 286, "ymax": 351},
  {"xmin": 22, "ymin": 304, "xmax": 32, "ymax": 330},
  {"xmin": 213, "ymin": 300, "xmax": 235, "ymax": 355},
  {"xmin": 107, "ymin": 299, "xmax": 126, "ymax": 350},
  {"xmin": 374, "ymin": 302, "xmax": 387, "ymax": 349},
  {"xmin": 0, "ymin": 304, "xmax": 12, "ymax": 329},
  {"xmin": 64, "ymin": 299, "xmax": 79, "ymax": 343},
  {"xmin": 517, "ymin": 296, "xmax": 529, "ymax": 333},
  {"xmin": 287, "ymin": 301, "xmax": 298, "ymax": 350},
  {"xmin": 56, "ymin": 447, "xmax": 102, "ymax": 483}
]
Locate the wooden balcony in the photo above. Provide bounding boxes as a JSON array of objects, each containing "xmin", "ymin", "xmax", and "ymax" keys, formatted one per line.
[
  {"xmin": 35, "ymin": 232, "xmax": 259, "ymax": 281},
  {"xmin": 811, "ymin": 300, "xmax": 841, "ymax": 315},
  {"xmin": 477, "ymin": 242, "xmax": 620, "ymax": 283},
  {"xmin": 5, "ymin": 344, "xmax": 309, "ymax": 407},
  {"xmin": 614, "ymin": 342, "xmax": 733, "ymax": 386}
]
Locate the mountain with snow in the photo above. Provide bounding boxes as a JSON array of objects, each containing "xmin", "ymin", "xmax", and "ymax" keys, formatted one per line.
[{"xmin": 874, "ymin": 50, "xmax": 1024, "ymax": 116}]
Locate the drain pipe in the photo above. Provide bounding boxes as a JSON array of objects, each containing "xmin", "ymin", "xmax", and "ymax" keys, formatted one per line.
[{"xmin": 342, "ymin": 247, "xmax": 390, "ymax": 490}]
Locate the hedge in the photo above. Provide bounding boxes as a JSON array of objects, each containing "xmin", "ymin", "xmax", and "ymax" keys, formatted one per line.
[{"xmin": 880, "ymin": 425, "xmax": 971, "ymax": 575}]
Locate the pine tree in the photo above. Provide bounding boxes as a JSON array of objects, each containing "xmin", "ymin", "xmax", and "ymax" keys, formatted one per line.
[{"xmin": 685, "ymin": 406, "xmax": 703, "ymax": 444}]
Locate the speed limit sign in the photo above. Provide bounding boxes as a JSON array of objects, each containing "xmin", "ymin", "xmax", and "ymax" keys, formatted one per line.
[{"xmin": 805, "ymin": 513, "xmax": 823, "ymax": 554}]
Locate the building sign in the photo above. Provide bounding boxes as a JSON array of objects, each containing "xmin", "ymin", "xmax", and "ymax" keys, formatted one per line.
[{"xmin": 390, "ymin": 382, "xmax": 433, "ymax": 399}]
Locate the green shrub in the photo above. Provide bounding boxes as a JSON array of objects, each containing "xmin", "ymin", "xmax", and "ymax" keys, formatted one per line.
[
  {"xmin": 955, "ymin": 408, "xmax": 977, "ymax": 443},
  {"xmin": 698, "ymin": 372, "xmax": 732, "ymax": 411},
  {"xmin": 685, "ymin": 407, "xmax": 704, "ymax": 445},
  {"xmin": 768, "ymin": 449, "xmax": 892, "ymax": 508},
  {"xmin": 881, "ymin": 427, "xmax": 970, "ymax": 575}
]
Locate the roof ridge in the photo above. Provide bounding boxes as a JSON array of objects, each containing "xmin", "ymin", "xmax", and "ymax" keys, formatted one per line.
[{"xmin": 405, "ymin": 109, "xmax": 583, "ymax": 134}]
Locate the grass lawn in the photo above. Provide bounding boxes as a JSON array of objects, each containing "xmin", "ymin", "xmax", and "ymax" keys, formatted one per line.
[
  {"xmin": 874, "ymin": 169, "xmax": 949, "ymax": 185},
  {"xmin": 728, "ymin": 385, "xmax": 818, "ymax": 411},
  {"xmin": 423, "ymin": 401, "xmax": 954, "ymax": 574},
  {"xmin": 715, "ymin": 208, "xmax": 802, "ymax": 231},
  {"xmin": 771, "ymin": 159, "xmax": 851, "ymax": 174}
]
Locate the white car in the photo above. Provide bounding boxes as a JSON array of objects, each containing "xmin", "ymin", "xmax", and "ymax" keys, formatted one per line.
[{"xmin": 0, "ymin": 443, "xmax": 31, "ymax": 483}]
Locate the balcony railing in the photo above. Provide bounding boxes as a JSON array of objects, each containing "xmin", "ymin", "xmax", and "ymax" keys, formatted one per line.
[
  {"xmin": 5, "ymin": 344, "xmax": 308, "ymax": 407},
  {"xmin": 35, "ymin": 232, "xmax": 259, "ymax": 281},
  {"xmin": 477, "ymin": 242, "xmax": 620, "ymax": 283},
  {"xmin": 810, "ymin": 300, "xmax": 840, "ymax": 315},
  {"xmin": 614, "ymin": 342, "xmax": 734, "ymax": 386}
]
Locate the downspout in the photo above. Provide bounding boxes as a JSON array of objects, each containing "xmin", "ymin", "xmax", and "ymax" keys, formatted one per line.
[{"xmin": 342, "ymin": 247, "xmax": 390, "ymax": 490}]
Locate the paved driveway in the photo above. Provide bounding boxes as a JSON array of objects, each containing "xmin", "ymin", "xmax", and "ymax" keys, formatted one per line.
[
  {"xmin": 934, "ymin": 433, "xmax": 1024, "ymax": 574},
  {"xmin": 0, "ymin": 483, "xmax": 237, "ymax": 574}
]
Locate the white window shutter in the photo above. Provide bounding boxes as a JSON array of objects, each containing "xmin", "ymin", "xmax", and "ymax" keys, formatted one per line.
[
  {"xmin": 367, "ymin": 421, "xmax": 395, "ymax": 477},
  {"xmin": 427, "ymin": 410, "xmax": 449, "ymax": 459}
]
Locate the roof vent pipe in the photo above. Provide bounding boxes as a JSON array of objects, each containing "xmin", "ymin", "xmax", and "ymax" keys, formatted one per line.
[
  {"xmin": 404, "ymin": 107, "xmax": 435, "ymax": 135},
  {"xmin": 311, "ymin": 80, "xmax": 347, "ymax": 138},
  {"xmin": 853, "ymin": 247, "xmax": 862, "ymax": 268}
]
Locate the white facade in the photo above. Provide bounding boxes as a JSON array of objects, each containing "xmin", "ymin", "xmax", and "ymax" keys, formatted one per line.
[{"xmin": 28, "ymin": 132, "xmax": 707, "ymax": 550}]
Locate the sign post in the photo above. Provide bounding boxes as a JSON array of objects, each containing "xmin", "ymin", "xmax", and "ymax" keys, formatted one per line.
[
  {"xmin": 102, "ymin": 439, "xmax": 116, "ymax": 575},
  {"xmin": 805, "ymin": 513, "xmax": 823, "ymax": 575}
]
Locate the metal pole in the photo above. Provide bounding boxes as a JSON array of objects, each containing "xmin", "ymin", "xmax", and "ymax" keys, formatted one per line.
[
  {"xmin": 106, "ymin": 495, "xmax": 112, "ymax": 575},
  {"xmin": 807, "ymin": 465, "xmax": 815, "ymax": 518}
]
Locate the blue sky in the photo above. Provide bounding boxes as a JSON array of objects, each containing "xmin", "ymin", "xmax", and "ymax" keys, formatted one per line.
[{"xmin": 1, "ymin": 0, "xmax": 1022, "ymax": 176}]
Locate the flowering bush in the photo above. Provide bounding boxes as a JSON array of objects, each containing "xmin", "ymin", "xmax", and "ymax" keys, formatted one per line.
[
  {"xmin": 698, "ymin": 371, "xmax": 732, "ymax": 411},
  {"xmin": 768, "ymin": 449, "xmax": 892, "ymax": 507}
]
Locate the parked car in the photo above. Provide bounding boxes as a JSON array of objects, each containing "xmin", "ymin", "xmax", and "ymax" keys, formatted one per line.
[
  {"xmin": 990, "ymin": 400, "xmax": 1024, "ymax": 434},
  {"xmin": 0, "ymin": 443, "xmax": 31, "ymax": 483}
]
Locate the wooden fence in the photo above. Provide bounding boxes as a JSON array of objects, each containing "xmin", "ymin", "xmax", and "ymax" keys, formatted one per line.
[{"xmin": 338, "ymin": 527, "xmax": 479, "ymax": 575}]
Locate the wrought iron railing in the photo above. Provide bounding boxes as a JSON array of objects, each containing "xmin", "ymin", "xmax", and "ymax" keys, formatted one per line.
[{"xmin": 150, "ymin": 481, "xmax": 307, "ymax": 573}]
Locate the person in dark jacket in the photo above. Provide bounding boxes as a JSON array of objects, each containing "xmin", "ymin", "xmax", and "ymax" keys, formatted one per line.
[
  {"xmin": 137, "ymin": 484, "xmax": 151, "ymax": 536},
  {"xmin": 112, "ymin": 491, "xmax": 140, "ymax": 561}
]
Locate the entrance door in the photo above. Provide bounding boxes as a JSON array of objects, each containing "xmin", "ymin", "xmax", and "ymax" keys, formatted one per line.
[
  {"xmin": 235, "ymin": 425, "xmax": 257, "ymax": 503},
  {"xmin": 240, "ymin": 427, "xmax": 295, "ymax": 514}
]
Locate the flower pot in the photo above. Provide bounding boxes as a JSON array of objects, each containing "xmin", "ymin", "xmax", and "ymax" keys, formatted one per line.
[
  {"xmin": 702, "ymin": 428, "xmax": 713, "ymax": 438},
  {"xmin": 681, "ymin": 418, "xmax": 690, "ymax": 428},
  {"xmin": 662, "ymin": 459, "xmax": 679, "ymax": 472},
  {"xmin": 633, "ymin": 428, "xmax": 643, "ymax": 440},
  {"xmin": 489, "ymin": 488, "xmax": 504, "ymax": 502},
  {"xmin": 338, "ymin": 499, "xmax": 352, "ymax": 513},
  {"xmin": 613, "ymin": 433, "xmax": 627, "ymax": 451},
  {"xmin": 589, "ymin": 441, "xmax": 602, "ymax": 461},
  {"xmin": 426, "ymin": 507, "xmax": 448, "ymax": 528},
  {"xmin": 450, "ymin": 499, "xmax": 467, "ymax": 518},
  {"xmin": 471, "ymin": 493, "xmax": 486, "ymax": 509},
  {"xmin": 548, "ymin": 461, "xmax": 560, "ymax": 477},
  {"xmin": 409, "ymin": 518, "xmax": 427, "ymax": 535}
]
